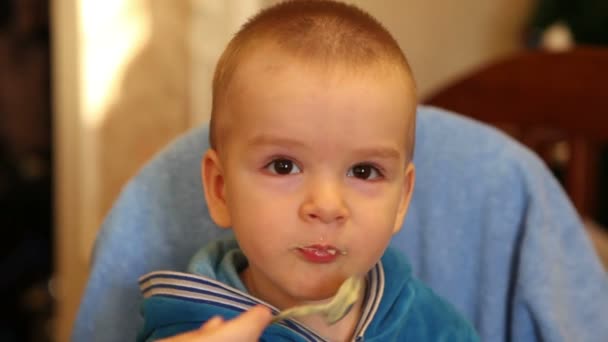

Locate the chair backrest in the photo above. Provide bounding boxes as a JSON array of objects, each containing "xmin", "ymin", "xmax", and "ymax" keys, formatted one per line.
[
  {"xmin": 425, "ymin": 46, "xmax": 608, "ymax": 218},
  {"xmin": 72, "ymin": 106, "xmax": 608, "ymax": 342}
]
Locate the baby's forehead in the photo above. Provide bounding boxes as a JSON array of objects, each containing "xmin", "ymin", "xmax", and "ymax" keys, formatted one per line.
[
  {"xmin": 217, "ymin": 64, "xmax": 415, "ymax": 153},
  {"xmin": 209, "ymin": 37, "xmax": 417, "ymax": 152},
  {"xmin": 226, "ymin": 45, "xmax": 414, "ymax": 103}
]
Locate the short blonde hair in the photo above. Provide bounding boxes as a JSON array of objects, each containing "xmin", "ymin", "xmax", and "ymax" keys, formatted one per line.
[{"xmin": 210, "ymin": 0, "xmax": 416, "ymax": 159}]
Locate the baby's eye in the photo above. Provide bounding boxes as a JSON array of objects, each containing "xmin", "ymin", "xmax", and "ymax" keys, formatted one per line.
[
  {"xmin": 347, "ymin": 163, "xmax": 382, "ymax": 180},
  {"xmin": 265, "ymin": 158, "xmax": 302, "ymax": 175}
]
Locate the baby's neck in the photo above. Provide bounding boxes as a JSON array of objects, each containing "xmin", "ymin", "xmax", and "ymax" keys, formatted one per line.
[{"xmin": 296, "ymin": 296, "xmax": 364, "ymax": 342}]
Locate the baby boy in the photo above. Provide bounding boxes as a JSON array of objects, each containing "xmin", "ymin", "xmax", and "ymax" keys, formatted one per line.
[{"xmin": 138, "ymin": 1, "xmax": 478, "ymax": 341}]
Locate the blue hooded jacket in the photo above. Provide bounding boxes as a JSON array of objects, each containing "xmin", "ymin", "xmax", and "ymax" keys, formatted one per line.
[{"xmin": 137, "ymin": 238, "xmax": 479, "ymax": 341}]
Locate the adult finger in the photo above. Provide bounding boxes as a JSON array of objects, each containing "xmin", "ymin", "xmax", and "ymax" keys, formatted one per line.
[
  {"xmin": 155, "ymin": 317, "xmax": 224, "ymax": 342},
  {"xmin": 214, "ymin": 305, "xmax": 273, "ymax": 340},
  {"xmin": 199, "ymin": 316, "xmax": 224, "ymax": 332}
]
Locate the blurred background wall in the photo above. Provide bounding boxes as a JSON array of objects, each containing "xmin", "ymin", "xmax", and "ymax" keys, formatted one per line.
[{"xmin": 0, "ymin": 0, "xmax": 594, "ymax": 340}]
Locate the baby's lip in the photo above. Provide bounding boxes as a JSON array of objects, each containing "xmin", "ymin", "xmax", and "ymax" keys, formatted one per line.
[
  {"xmin": 298, "ymin": 244, "xmax": 347, "ymax": 256},
  {"xmin": 295, "ymin": 244, "xmax": 347, "ymax": 263}
]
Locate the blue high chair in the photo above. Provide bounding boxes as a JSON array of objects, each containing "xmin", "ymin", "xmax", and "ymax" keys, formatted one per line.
[{"xmin": 73, "ymin": 106, "xmax": 608, "ymax": 341}]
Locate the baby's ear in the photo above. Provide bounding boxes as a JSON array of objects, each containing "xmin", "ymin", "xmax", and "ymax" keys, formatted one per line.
[
  {"xmin": 392, "ymin": 162, "xmax": 415, "ymax": 234},
  {"xmin": 201, "ymin": 149, "xmax": 232, "ymax": 228}
]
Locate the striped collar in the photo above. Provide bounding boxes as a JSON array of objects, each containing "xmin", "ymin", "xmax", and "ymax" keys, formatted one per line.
[{"xmin": 139, "ymin": 262, "xmax": 385, "ymax": 341}]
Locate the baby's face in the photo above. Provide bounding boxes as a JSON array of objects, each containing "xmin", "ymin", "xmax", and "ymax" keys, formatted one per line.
[{"xmin": 204, "ymin": 48, "xmax": 416, "ymax": 309}]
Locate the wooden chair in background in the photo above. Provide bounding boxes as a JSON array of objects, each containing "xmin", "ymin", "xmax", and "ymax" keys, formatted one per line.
[
  {"xmin": 425, "ymin": 46, "xmax": 608, "ymax": 266},
  {"xmin": 425, "ymin": 46, "xmax": 608, "ymax": 219}
]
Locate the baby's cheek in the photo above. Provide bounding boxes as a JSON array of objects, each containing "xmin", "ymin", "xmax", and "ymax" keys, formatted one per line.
[{"xmin": 352, "ymin": 235, "xmax": 388, "ymax": 267}]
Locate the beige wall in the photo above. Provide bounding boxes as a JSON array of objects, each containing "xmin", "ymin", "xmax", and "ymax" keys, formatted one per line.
[
  {"xmin": 52, "ymin": 1, "xmax": 85, "ymax": 340},
  {"xmin": 190, "ymin": 0, "xmax": 263, "ymax": 126},
  {"xmin": 53, "ymin": 0, "xmax": 192, "ymax": 340},
  {"xmin": 54, "ymin": 0, "xmax": 535, "ymax": 340},
  {"xmin": 348, "ymin": 0, "xmax": 535, "ymax": 98}
]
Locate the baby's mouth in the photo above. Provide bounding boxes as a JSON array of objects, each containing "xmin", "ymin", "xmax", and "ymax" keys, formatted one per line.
[
  {"xmin": 292, "ymin": 244, "xmax": 348, "ymax": 263},
  {"xmin": 298, "ymin": 245, "xmax": 348, "ymax": 256}
]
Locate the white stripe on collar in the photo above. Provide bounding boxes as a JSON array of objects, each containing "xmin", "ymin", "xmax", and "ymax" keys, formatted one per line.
[
  {"xmin": 353, "ymin": 260, "xmax": 384, "ymax": 339},
  {"xmin": 140, "ymin": 271, "xmax": 325, "ymax": 341}
]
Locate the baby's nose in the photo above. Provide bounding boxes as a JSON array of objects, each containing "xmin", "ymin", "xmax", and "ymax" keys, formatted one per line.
[{"xmin": 299, "ymin": 180, "xmax": 349, "ymax": 224}]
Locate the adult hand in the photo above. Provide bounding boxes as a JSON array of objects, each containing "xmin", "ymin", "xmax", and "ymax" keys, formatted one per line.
[{"xmin": 157, "ymin": 305, "xmax": 273, "ymax": 342}]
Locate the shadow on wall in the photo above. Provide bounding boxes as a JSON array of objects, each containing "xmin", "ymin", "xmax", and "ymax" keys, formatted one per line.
[{"xmin": 0, "ymin": 0, "xmax": 53, "ymax": 341}]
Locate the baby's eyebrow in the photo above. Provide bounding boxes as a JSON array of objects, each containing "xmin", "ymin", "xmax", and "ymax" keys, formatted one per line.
[
  {"xmin": 247, "ymin": 135, "xmax": 401, "ymax": 159},
  {"xmin": 247, "ymin": 134, "xmax": 306, "ymax": 148},
  {"xmin": 353, "ymin": 147, "xmax": 401, "ymax": 160}
]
